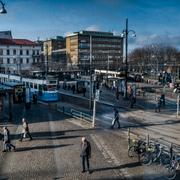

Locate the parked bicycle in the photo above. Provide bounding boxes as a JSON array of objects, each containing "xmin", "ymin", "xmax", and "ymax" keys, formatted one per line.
[
  {"xmin": 165, "ymin": 154, "xmax": 180, "ymax": 180},
  {"xmin": 128, "ymin": 138, "xmax": 146, "ymax": 161},
  {"xmin": 140, "ymin": 142, "xmax": 166, "ymax": 165}
]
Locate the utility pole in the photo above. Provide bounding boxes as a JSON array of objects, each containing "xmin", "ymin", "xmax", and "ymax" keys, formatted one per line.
[
  {"xmin": 106, "ymin": 55, "xmax": 110, "ymax": 82},
  {"xmin": 177, "ymin": 93, "xmax": 179, "ymax": 117},
  {"xmin": 45, "ymin": 44, "xmax": 49, "ymax": 78},
  {"xmin": 89, "ymin": 35, "xmax": 92, "ymax": 109}
]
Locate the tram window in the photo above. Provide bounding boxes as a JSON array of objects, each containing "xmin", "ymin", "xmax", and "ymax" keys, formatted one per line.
[
  {"xmin": 30, "ymin": 83, "xmax": 33, "ymax": 88},
  {"xmin": 26, "ymin": 82, "xmax": 29, "ymax": 88},
  {"xmin": 43, "ymin": 85, "xmax": 47, "ymax": 91},
  {"xmin": 34, "ymin": 84, "xmax": 37, "ymax": 89},
  {"xmin": 39, "ymin": 85, "xmax": 43, "ymax": 91}
]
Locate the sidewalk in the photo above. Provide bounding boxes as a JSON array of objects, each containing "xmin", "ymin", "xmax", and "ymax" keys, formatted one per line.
[{"xmin": 0, "ymin": 103, "xmax": 171, "ymax": 179}]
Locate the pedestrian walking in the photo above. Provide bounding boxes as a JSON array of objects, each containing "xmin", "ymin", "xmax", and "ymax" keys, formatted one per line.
[
  {"xmin": 19, "ymin": 118, "xmax": 33, "ymax": 141},
  {"xmin": 83, "ymin": 87, "xmax": 86, "ymax": 97},
  {"xmin": 111, "ymin": 108, "xmax": 120, "ymax": 129},
  {"xmin": 155, "ymin": 97, "xmax": 161, "ymax": 112},
  {"xmin": 72, "ymin": 85, "xmax": 75, "ymax": 94},
  {"xmin": 2, "ymin": 126, "xmax": 15, "ymax": 152},
  {"xmin": 116, "ymin": 87, "xmax": 119, "ymax": 100},
  {"xmin": 80, "ymin": 137, "xmax": 91, "ymax": 174},
  {"xmin": 160, "ymin": 93, "xmax": 165, "ymax": 106}
]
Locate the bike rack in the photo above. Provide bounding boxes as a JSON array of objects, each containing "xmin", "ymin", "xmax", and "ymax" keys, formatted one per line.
[{"xmin": 127, "ymin": 127, "xmax": 180, "ymax": 156}]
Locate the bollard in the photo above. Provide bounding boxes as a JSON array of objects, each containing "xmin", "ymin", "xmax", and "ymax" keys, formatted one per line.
[
  {"xmin": 170, "ymin": 143, "xmax": 173, "ymax": 159},
  {"xmin": 128, "ymin": 128, "xmax": 130, "ymax": 147},
  {"xmin": 147, "ymin": 134, "xmax": 149, "ymax": 146},
  {"xmin": 62, "ymin": 106, "xmax": 64, "ymax": 114}
]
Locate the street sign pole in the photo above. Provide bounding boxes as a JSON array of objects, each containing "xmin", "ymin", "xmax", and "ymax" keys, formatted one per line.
[
  {"xmin": 177, "ymin": 94, "xmax": 179, "ymax": 117},
  {"xmin": 92, "ymin": 90, "xmax": 99, "ymax": 127},
  {"xmin": 92, "ymin": 98, "xmax": 96, "ymax": 127}
]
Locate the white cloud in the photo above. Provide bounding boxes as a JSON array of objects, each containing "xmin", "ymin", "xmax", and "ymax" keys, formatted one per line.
[
  {"xmin": 64, "ymin": 31, "xmax": 74, "ymax": 37},
  {"xmin": 85, "ymin": 25, "xmax": 101, "ymax": 31},
  {"xmin": 129, "ymin": 34, "xmax": 180, "ymax": 50}
]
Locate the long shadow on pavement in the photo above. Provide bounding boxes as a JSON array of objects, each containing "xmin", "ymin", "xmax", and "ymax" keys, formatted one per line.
[
  {"xmin": 34, "ymin": 135, "xmax": 81, "ymax": 140},
  {"xmin": 91, "ymin": 161, "xmax": 141, "ymax": 173},
  {"xmin": 10, "ymin": 128, "xmax": 101, "ymax": 141},
  {"xmin": 15, "ymin": 144, "xmax": 72, "ymax": 152},
  {"xmin": 118, "ymin": 119, "xmax": 180, "ymax": 129}
]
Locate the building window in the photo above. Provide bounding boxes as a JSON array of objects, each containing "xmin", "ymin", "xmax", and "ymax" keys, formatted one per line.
[
  {"xmin": 32, "ymin": 50, "xmax": 35, "ymax": 55},
  {"xmin": 13, "ymin": 58, "xmax": 16, "ymax": 64},
  {"xmin": 7, "ymin": 58, "xmax": 10, "ymax": 64},
  {"xmin": 0, "ymin": 49, "xmax": 3, "ymax": 55},
  {"xmin": 13, "ymin": 49, "xmax": 16, "ymax": 55},
  {"xmin": 37, "ymin": 50, "xmax": 39, "ymax": 55},
  {"xmin": 26, "ymin": 50, "xmax": 29, "ymax": 55},
  {"xmin": 6, "ymin": 49, "xmax": 10, "ymax": 55},
  {"xmin": 20, "ymin": 49, "xmax": 23, "ymax": 55},
  {"xmin": 26, "ymin": 58, "xmax": 29, "ymax": 64},
  {"xmin": 20, "ymin": 58, "xmax": 23, "ymax": 64},
  {"xmin": 0, "ymin": 58, "xmax": 3, "ymax": 64},
  {"xmin": 33, "ymin": 58, "xmax": 35, "ymax": 63}
]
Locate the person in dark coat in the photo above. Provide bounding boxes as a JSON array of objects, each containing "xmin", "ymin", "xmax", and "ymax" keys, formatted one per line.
[
  {"xmin": 83, "ymin": 87, "xmax": 86, "ymax": 97},
  {"xmin": 2, "ymin": 126, "xmax": 15, "ymax": 152},
  {"xmin": 111, "ymin": 108, "xmax": 120, "ymax": 129},
  {"xmin": 80, "ymin": 137, "xmax": 91, "ymax": 173},
  {"xmin": 72, "ymin": 85, "xmax": 75, "ymax": 94}
]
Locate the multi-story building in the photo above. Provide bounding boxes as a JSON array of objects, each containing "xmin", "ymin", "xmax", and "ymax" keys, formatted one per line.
[
  {"xmin": 0, "ymin": 38, "xmax": 41, "ymax": 74},
  {"xmin": 0, "ymin": 31, "xmax": 12, "ymax": 39},
  {"xmin": 66, "ymin": 30, "xmax": 123, "ymax": 71},
  {"xmin": 43, "ymin": 36, "xmax": 66, "ymax": 65}
]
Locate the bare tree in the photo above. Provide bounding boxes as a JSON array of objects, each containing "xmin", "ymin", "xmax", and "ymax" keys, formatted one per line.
[{"xmin": 129, "ymin": 44, "xmax": 179, "ymax": 75}]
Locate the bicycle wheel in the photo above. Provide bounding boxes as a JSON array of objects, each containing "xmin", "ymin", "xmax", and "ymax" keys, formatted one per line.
[
  {"xmin": 160, "ymin": 153, "xmax": 171, "ymax": 166},
  {"xmin": 140, "ymin": 152, "xmax": 152, "ymax": 165},
  {"xmin": 171, "ymin": 160, "xmax": 179, "ymax": 170},
  {"xmin": 165, "ymin": 166, "xmax": 176, "ymax": 180},
  {"xmin": 128, "ymin": 146, "xmax": 136, "ymax": 157}
]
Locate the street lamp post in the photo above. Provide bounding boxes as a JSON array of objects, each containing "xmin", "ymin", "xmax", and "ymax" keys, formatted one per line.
[
  {"xmin": 125, "ymin": 19, "xmax": 128, "ymax": 99},
  {"xmin": 0, "ymin": 1, "xmax": 7, "ymax": 72},
  {"xmin": 0, "ymin": 0, "xmax": 7, "ymax": 14},
  {"xmin": 121, "ymin": 18, "xmax": 136, "ymax": 99}
]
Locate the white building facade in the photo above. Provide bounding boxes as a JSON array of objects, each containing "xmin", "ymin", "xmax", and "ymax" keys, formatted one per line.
[{"xmin": 0, "ymin": 39, "xmax": 41, "ymax": 74}]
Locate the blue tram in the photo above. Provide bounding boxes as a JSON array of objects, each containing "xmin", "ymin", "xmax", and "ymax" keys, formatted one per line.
[{"xmin": 0, "ymin": 73, "xmax": 59, "ymax": 102}]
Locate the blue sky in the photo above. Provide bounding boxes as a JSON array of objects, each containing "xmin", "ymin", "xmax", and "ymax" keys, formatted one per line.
[{"xmin": 1, "ymin": 0, "xmax": 180, "ymax": 49}]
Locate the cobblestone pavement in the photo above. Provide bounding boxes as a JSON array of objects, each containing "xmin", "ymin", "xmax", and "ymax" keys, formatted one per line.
[
  {"xmin": 0, "ymin": 104, "xmax": 124, "ymax": 179},
  {"xmin": 1, "ymin": 103, "xmax": 178, "ymax": 179},
  {"xmin": 58, "ymin": 85, "xmax": 180, "ymax": 147}
]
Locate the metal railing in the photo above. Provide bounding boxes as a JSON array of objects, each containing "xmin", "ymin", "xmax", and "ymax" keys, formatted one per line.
[
  {"xmin": 71, "ymin": 109, "xmax": 92, "ymax": 122},
  {"xmin": 56, "ymin": 104, "xmax": 92, "ymax": 123}
]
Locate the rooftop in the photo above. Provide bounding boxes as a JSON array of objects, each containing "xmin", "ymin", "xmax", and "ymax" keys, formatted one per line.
[
  {"xmin": 67, "ymin": 30, "xmax": 121, "ymax": 38},
  {"xmin": 0, "ymin": 31, "xmax": 12, "ymax": 39},
  {"xmin": 0, "ymin": 38, "xmax": 37, "ymax": 46}
]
